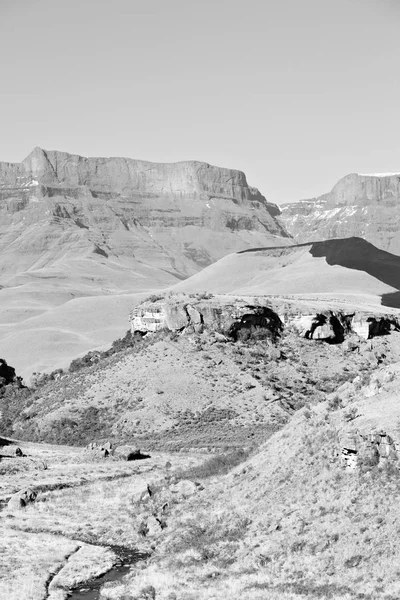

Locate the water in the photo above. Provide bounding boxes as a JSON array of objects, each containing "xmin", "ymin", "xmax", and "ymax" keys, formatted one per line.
[{"xmin": 67, "ymin": 546, "xmax": 147, "ymax": 600}]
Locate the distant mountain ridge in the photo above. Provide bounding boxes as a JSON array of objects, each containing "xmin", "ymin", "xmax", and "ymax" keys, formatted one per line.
[
  {"xmin": 0, "ymin": 147, "xmax": 288, "ymax": 278},
  {"xmin": 279, "ymin": 172, "xmax": 400, "ymax": 254}
]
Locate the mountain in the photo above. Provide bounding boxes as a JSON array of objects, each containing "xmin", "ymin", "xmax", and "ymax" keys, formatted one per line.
[
  {"xmin": 171, "ymin": 237, "xmax": 400, "ymax": 309},
  {"xmin": 279, "ymin": 172, "xmax": 400, "ymax": 254},
  {"xmin": 0, "ymin": 148, "xmax": 290, "ymax": 379}
]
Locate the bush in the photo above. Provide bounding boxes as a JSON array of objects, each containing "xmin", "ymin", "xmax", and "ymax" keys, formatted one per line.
[
  {"xmin": 327, "ymin": 394, "xmax": 343, "ymax": 411},
  {"xmin": 175, "ymin": 448, "xmax": 253, "ymax": 480}
]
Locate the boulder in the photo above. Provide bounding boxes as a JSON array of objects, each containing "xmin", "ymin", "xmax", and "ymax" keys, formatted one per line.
[
  {"xmin": 145, "ymin": 515, "xmax": 163, "ymax": 536},
  {"xmin": 291, "ymin": 315, "xmax": 315, "ymax": 337},
  {"xmin": 169, "ymin": 479, "xmax": 198, "ymax": 498},
  {"xmin": 114, "ymin": 445, "xmax": 142, "ymax": 461},
  {"xmin": 343, "ymin": 337, "xmax": 360, "ymax": 352},
  {"xmin": 312, "ymin": 323, "xmax": 336, "ymax": 341},
  {"xmin": 8, "ymin": 487, "xmax": 37, "ymax": 510},
  {"xmin": 85, "ymin": 441, "xmax": 110, "ymax": 458}
]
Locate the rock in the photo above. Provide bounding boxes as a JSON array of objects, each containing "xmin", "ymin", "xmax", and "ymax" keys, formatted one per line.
[
  {"xmin": 351, "ymin": 314, "xmax": 372, "ymax": 339},
  {"xmin": 131, "ymin": 298, "xmax": 283, "ymax": 341},
  {"xmin": 114, "ymin": 445, "xmax": 142, "ymax": 461},
  {"xmin": 343, "ymin": 337, "xmax": 360, "ymax": 352},
  {"xmin": 339, "ymin": 428, "xmax": 398, "ymax": 470},
  {"xmin": 169, "ymin": 479, "xmax": 198, "ymax": 498},
  {"xmin": 358, "ymin": 443, "xmax": 380, "ymax": 468},
  {"xmin": 8, "ymin": 487, "xmax": 37, "ymax": 510},
  {"xmin": 85, "ymin": 441, "xmax": 110, "ymax": 458},
  {"xmin": 312, "ymin": 323, "xmax": 336, "ymax": 341},
  {"xmin": 145, "ymin": 515, "xmax": 163, "ymax": 536},
  {"xmin": 136, "ymin": 585, "xmax": 156, "ymax": 600},
  {"xmin": 14, "ymin": 447, "xmax": 23, "ymax": 457},
  {"xmin": 290, "ymin": 312, "xmax": 343, "ymax": 342}
]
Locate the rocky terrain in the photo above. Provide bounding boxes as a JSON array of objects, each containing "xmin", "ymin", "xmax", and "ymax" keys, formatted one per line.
[
  {"xmin": 279, "ymin": 172, "xmax": 400, "ymax": 254},
  {"xmin": 0, "ymin": 148, "xmax": 290, "ymax": 380},
  {"xmin": 4, "ymin": 291, "xmax": 400, "ymax": 451},
  {"xmin": 3, "ymin": 288, "xmax": 400, "ymax": 599}
]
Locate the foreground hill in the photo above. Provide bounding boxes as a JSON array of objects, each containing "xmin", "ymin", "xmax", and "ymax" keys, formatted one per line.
[
  {"xmin": 172, "ymin": 237, "xmax": 400, "ymax": 308},
  {"xmin": 6, "ymin": 290, "xmax": 400, "ymax": 450},
  {"xmin": 4, "ymin": 301, "xmax": 400, "ymax": 599},
  {"xmin": 0, "ymin": 147, "xmax": 289, "ymax": 379},
  {"xmin": 279, "ymin": 172, "xmax": 400, "ymax": 254},
  {"xmin": 106, "ymin": 360, "xmax": 400, "ymax": 599}
]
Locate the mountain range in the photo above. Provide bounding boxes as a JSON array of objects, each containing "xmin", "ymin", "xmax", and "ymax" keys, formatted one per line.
[
  {"xmin": 279, "ymin": 172, "xmax": 400, "ymax": 253},
  {"xmin": 0, "ymin": 147, "xmax": 289, "ymax": 378},
  {"xmin": 2, "ymin": 151, "xmax": 400, "ymax": 380}
]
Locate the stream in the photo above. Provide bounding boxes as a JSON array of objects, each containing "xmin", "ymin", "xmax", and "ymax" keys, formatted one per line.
[{"xmin": 67, "ymin": 546, "xmax": 148, "ymax": 600}]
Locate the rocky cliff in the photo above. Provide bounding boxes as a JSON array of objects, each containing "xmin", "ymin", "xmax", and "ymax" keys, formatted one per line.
[
  {"xmin": 279, "ymin": 172, "xmax": 400, "ymax": 254},
  {"xmin": 0, "ymin": 147, "xmax": 289, "ymax": 280},
  {"xmin": 130, "ymin": 295, "xmax": 400, "ymax": 344}
]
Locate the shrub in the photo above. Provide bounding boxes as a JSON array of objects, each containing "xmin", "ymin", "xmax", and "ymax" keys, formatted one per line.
[
  {"xmin": 175, "ymin": 448, "xmax": 253, "ymax": 480},
  {"xmin": 327, "ymin": 394, "xmax": 343, "ymax": 411}
]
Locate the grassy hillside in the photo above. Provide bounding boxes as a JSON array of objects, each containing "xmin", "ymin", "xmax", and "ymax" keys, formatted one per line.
[
  {"xmin": 96, "ymin": 374, "xmax": 400, "ymax": 600},
  {"xmin": 3, "ymin": 299, "xmax": 400, "ymax": 598},
  {"xmin": 172, "ymin": 238, "xmax": 400, "ymax": 308},
  {"xmin": 5, "ymin": 308, "xmax": 400, "ymax": 454}
]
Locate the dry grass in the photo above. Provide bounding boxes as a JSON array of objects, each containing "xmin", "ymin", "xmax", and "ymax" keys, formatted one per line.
[
  {"xmin": 10, "ymin": 325, "xmax": 400, "ymax": 454},
  {"xmin": 0, "ymin": 439, "xmax": 208, "ymax": 598},
  {"xmin": 0, "ymin": 528, "xmax": 78, "ymax": 600},
  {"xmin": 103, "ymin": 403, "xmax": 400, "ymax": 599}
]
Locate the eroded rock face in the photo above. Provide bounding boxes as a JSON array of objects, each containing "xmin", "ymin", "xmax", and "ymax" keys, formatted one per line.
[
  {"xmin": 131, "ymin": 298, "xmax": 400, "ymax": 346},
  {"xmin": 279, "ymin": 172, "xmax": 400, "ymax": 254},
  {"xmin": 339, "ymin": 429, "xmax": 398, "ymax": 470},
  {"xmin": 290, "ymin": 312, "xmax": 344, "ymax": 342},
  {"xmin": 131, "ymin": 298, "xmax": 284, "ymax": 340},
  {"xmin": 289, "ymin": 310, "xmax": 398, "ymax": 343}
]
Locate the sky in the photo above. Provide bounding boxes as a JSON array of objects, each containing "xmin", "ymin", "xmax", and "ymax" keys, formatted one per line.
[{"xmin": 0, "ymin": 0, "xmax": 399, "ymax": 205}]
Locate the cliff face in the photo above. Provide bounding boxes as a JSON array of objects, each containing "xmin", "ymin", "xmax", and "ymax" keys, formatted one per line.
[
  {"xmin": 279, "ymin": 173, "xmax": 400, "ymax": 254},
  {"xmin": 0, "ymin": 147, "xmax": 289, "ymax": 280}
]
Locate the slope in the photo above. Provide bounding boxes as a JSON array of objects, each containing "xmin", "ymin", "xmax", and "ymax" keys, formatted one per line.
[{"xmin": 172, "ymin": 237, "xmax": 400, "ymax": 308}]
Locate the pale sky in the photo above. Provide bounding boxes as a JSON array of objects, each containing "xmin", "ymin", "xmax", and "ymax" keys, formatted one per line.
[{"xmin": 0, "ymin": 0, "xmax": 399, "ymax": 204}]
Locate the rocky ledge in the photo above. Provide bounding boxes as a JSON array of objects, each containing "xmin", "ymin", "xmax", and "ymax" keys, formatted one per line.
[{"xmin": 130, "ymin": 296, "xmax": 400, "ymax": 344}]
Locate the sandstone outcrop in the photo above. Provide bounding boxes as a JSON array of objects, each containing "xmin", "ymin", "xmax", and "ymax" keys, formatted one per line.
[
  {"xmin": 114, "ymin": 445, "xmax": 143, "ymax": 461},
  {"xmin": 279, "ymin": 172, "xmax": 400, "ymax": 254},
  {"xmin": 132, "ymin": 296, "xmax": 400, "ymax": 345},
  {"xmin": 131, "ymin": 297, "xmax": 284, "ymax": 340},
  {"xmin": 339, "ymin": 428, "xmax": 398, "ymax": 470},
  {"xmin": 290, "ymin": 312, "xmax": 344, "ymax": 342},
  {"xmin": 8, "ymin": 487, "xmax": 37, "ymax": 510}
]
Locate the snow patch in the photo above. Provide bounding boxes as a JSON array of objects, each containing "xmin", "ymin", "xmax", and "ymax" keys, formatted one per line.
[{"xmin": 358, "ymin": 173, "xmax": 400, "ymax": 177}]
